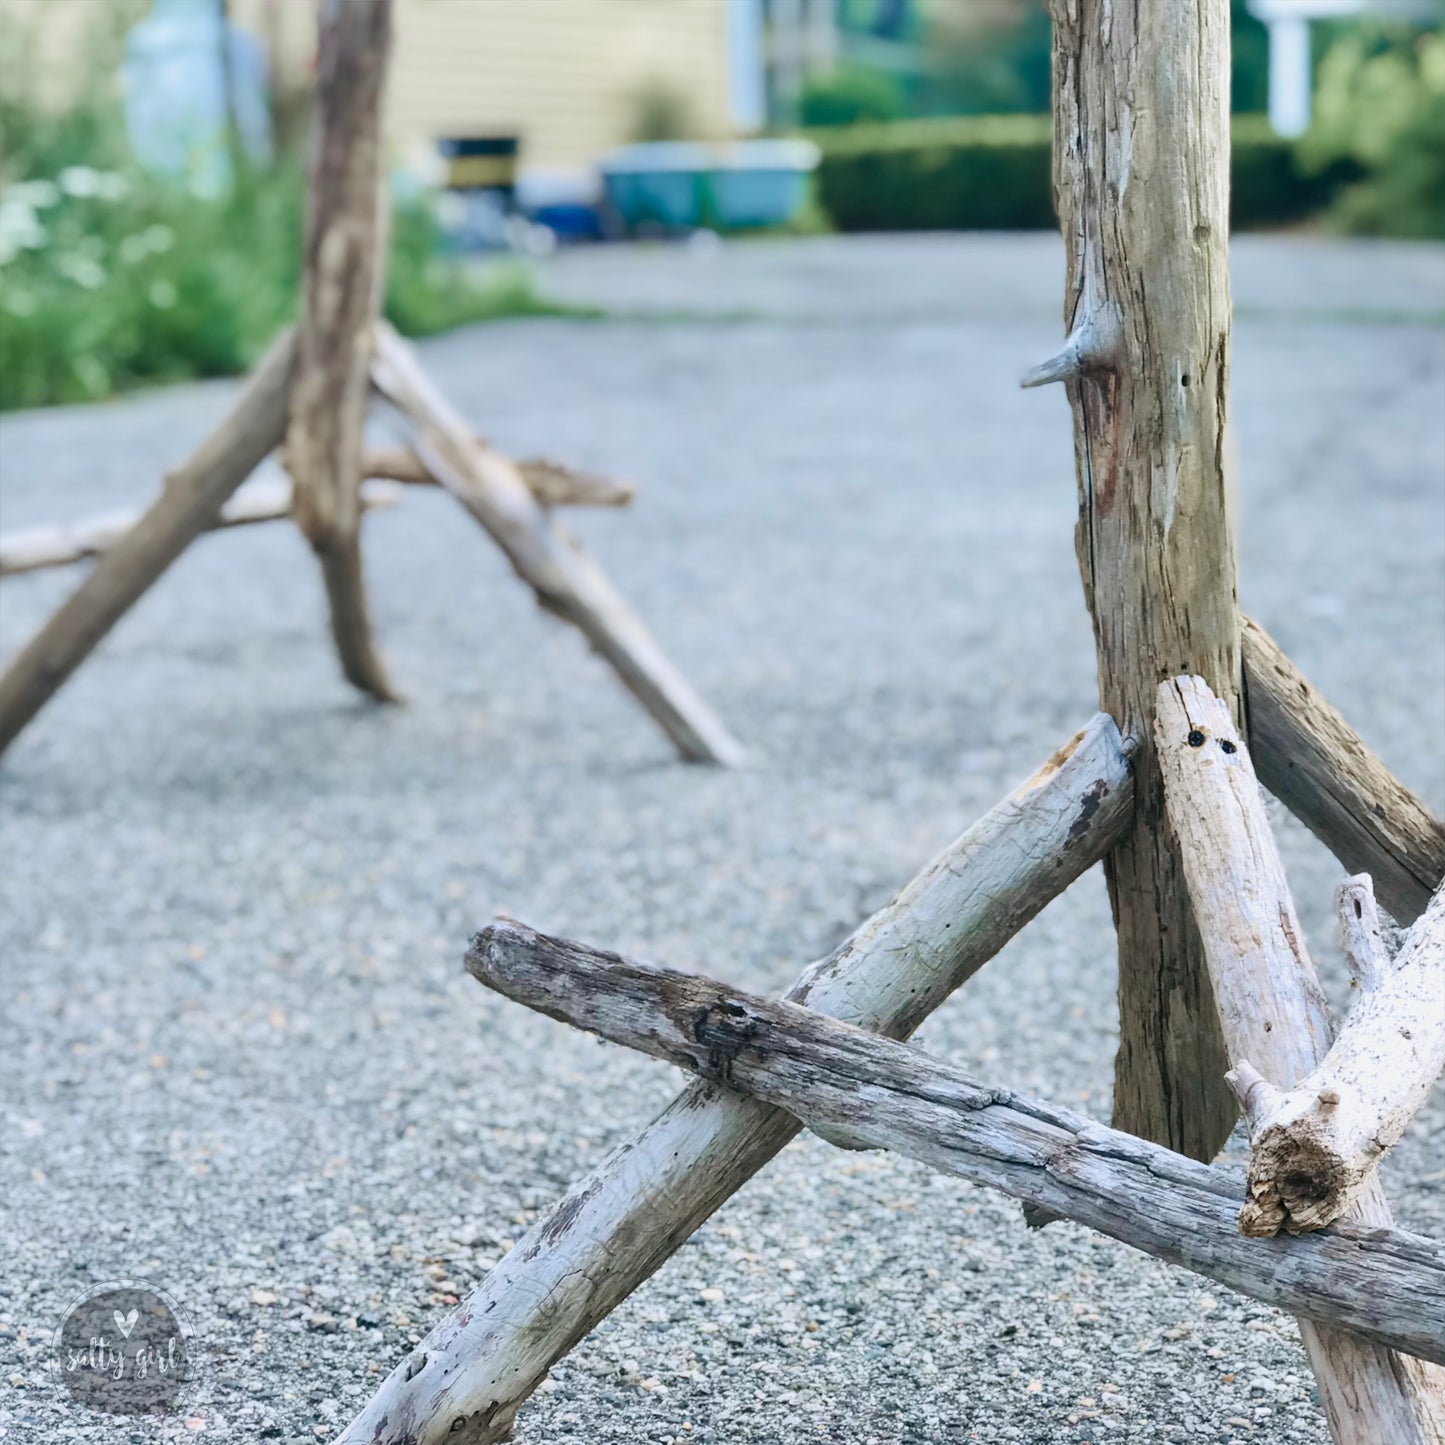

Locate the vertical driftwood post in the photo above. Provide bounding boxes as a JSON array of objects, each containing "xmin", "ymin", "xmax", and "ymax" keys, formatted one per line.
[
  {"xmin": 1157, "ymin": 677, "xmax": 1445, "ymax": 1445},
  {"xmin": 1033, "ymin": 0, "xmax": 1239, "ymax": 1158},
  {"xmin": 284, "ymin": 0, "xmax": 399, "ymax": 701}
]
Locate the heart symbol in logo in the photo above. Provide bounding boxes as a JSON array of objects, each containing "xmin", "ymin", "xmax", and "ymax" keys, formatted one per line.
[{"xmin": 113, "ymin": 1308, "xmax": 138, "ymax": 1339}]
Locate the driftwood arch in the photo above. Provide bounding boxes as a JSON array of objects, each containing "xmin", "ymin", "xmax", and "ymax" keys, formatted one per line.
[
  {"xmin": 0, "ymin": 0, "xmax": 744, "ymax": 769},
  {"xmin": 335, "ymin": 3, "xmax": 1445, "ymax": 1443}
]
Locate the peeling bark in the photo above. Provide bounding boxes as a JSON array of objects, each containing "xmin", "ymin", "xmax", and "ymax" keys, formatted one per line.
[{"xmin": 1239, "ymin": 876, "xmax": 1445, "ymax": 1236}]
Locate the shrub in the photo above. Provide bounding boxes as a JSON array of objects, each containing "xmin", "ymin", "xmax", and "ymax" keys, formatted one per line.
[
  {"xmin": 798, "ymin": 65, "xmax": 906, "ymax": 129},
  {"xmin": 813, "ymin": 115, "xmax": 1055, "ymax": 233},
  {"xmin": 813, "ymin": 115, "xmax": 1350, "ymax": 233},
  {"xmin": 1302, "ymin": 26, "xmax": 1445, "ymax": 240},
  {"xmin": 0, "ymin": 157, "xmax": 577, "ymax": 412}
]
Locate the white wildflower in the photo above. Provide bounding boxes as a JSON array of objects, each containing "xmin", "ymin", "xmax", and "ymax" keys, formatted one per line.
[
  {"xmin": 56, "ymin": 252, "xmax": 106, "ymax": 289},
  {"xmin": 3, "ymin": 179, "xmax": 60, "ymax": 209},
  {"xmin": 0, "ymin": 200, "xmax": 46, "ymax": 263},
  {"xmin": 148, "ymin": 278, "xmax": 177, "ymax": 309},
  {"xmin": 59, "ymin": 166, "xmax": 103, "ymax": 198}
]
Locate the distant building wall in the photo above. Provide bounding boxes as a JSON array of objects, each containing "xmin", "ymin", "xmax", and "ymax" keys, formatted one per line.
[{"xmin": 2, "ymin": 0, "xmax": 740, "ymax": 178}]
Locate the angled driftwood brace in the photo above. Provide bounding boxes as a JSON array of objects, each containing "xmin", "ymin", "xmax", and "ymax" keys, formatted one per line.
[
  {"xmin": 0, "ymin": 479, "xmax": 401, "ymax": 577},
  {"xmin": 361, "ymin": 444, "xmax": 636, "ymax": 509},
  {"xmin": 1235, "ymin": 876, "xmax": 1445, "ymax": 1237},
  {"xmin": 339, "ymin": 715, "xmax": 1134, "ymax": 1444},
  {"xmin": 1028, "ymin": 0, "xmax": 1239, "ymax": 1159},
  {"xmin": 283, "ymin": 0, "xmax": 398, "ymax": 702},
  {"xmin": 466, "ymin": 920, "xmax": 1445, "ymax": 1366},
  {"xmin": 369, "ymin": 320, "xmax": 746, "ymax": 767},
  {"xmin": 1157, "ymin": 676, "xmax": 1445, "ymax": 1445},
  {"xmin": 0, "ymin": 329, "xmax": 296, "ymax": 756},
  {"xmin": 1242, "ymin": 616, "xmax": 1445, "ymax": 924}
]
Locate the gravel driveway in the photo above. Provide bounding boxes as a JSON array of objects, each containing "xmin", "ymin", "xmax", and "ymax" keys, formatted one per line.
[{"xmin": 2, "ymin": 233, "xmax": 1442, "ymax": 1444}]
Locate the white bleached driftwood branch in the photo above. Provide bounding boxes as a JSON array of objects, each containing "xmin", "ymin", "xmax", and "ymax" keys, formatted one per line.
[
  {"xmin": 1157, "ymin": 674, "xmax": 1445, "ymax": 1445},
  {"xmin": 466, "ymin": 917, "xmax": 1445, "ymax": 1366},
  {"xmin": 339, "ymin": 715, "xmax": 1135, "ymax": 1444},
  {"xmin": 1236, "ymin": 876, "xmax": 1444, "ymax": 1236}
]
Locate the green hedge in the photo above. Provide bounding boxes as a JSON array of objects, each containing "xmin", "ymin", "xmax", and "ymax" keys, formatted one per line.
[{"xmin": 813, "ymin": 114, "xmax": 1349, "ymax": 233}]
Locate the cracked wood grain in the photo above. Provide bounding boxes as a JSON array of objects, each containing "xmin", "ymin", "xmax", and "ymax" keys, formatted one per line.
[
  {"xmin": 465, "ymin": 917, "xmax": 1445, "ymax": 1367},
  {"xmin": 1157, "ymin": 674, "xmax": 1445, "ymax": 1445},
  {"xmin": 1039, "ymin": 0, "xmax": 1240, "ymax": 1161},
  {"xmin": 339, "ymin": 715, "xmax": 1133, "ymax": 1443}
]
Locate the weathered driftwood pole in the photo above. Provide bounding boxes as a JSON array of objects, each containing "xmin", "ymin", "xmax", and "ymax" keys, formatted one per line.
[
  {"xmin": 370, "ymin": 322, "xmax": 747, "ymax": 766},
  {"xmin": 1229, "ymin": 878, "xmax": 1443, "ymax": 1234},
  {"xmin": 284, "ymin": 0, "xmax": 398, "ymax": 701},
  {"xmin": 339, "ymin": 716, "xmax": 1134, "ymax": 1443},
  {"xmin": 466, "ymin": 921, "xmax": 1445, "ymax": 1366},
  {"xmin": 1026, "ymin": 0, "xmax": 1239, "ymax": 1158},
  {"xmin": 1156, "ymin": 676, "xmax": 1445, "ymax": 1445},
  {"xmin": 0, "ymin": 330, "xmax": 296, "ymax": 755},
  {"xmin": 1242, "ymin": 617, "xmax": 1445, "ymax": 923}
]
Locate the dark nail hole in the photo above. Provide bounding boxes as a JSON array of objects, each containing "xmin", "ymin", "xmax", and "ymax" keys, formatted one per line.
[
  {"xmin": 1219, "ymin": 739, "xmax": 1237, "ymax": 754},
  {"xmin": 1181, "ymin": 374, "xmax": 1190, "ymax": 387},
  {"xmin": 1187, "ymin": 730, "xmax": 1206, "ymax": 748},
  {"xmin": 1354, "ymin": 898, "xmax": 1363, "ymax": 919}
]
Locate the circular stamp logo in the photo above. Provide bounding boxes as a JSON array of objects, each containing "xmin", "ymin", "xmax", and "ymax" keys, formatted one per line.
[{"xmin": 52, "ymin": 1280, "xmax": 194, "ymax": 1416}]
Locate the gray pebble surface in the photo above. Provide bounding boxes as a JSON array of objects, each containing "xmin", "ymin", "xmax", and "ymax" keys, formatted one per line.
[{"xmin": 1, "ymin": 234, "xmax": 1442, "ymax": 1444}]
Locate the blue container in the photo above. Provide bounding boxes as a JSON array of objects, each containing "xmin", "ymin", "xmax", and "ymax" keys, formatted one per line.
[
  {"xmin": 711, "ymin": 140, "xmax": 819, "ymax": 229},
  {"xmin": 601, "ymin": 140, "xmax": 818, "ymax": 232},
  {"xmin": 601, "ymin": 143, "xmax": 707, "ymax": 229}
]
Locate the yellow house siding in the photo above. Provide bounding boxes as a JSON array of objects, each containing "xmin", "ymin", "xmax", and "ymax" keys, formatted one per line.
[
  {"xmin": 1, "ymin": 0, "xmax": 737, "ymax": 178},
  {"xmin": 387, "ymin": 0, "xmax": 735, "ymax": 173}
]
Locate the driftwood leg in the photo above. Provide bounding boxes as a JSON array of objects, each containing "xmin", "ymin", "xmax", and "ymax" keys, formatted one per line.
[
  {"xmin": 369, "ymin": 322, "xmax": 746, "ymax": 766},
  {"xmin": 339, "ymin": 715, "xmax": 1134, "ymax": 1443},
  {"xmin": 468, "ymin": 921, "xmax": 1445, "ymax": 1365},
  {"xmin": 1242, "ymin": 615, "xmax": 1445, "ymax": 923},
  {"xmin": 1234, "ymin": 876, "xmax": 1444, "ymax": 1236},
  {"xmin": 0, "ymin": 479, "xmax": 400, "ymax": 576},
  {"xmin": 1157, "ymin": 675, "xmax": 1445, "ymax": 1445},
  {"xmin": 284, "ymin": 0, "xmax": 398, "ymax": 703},
  {"xmin": 1029, "ymin": 0, "xmax": 1240, "ymax": 1159},
  {"xmin": 0, "ymin": 329, "xmax": 296, "ymax": 757}
]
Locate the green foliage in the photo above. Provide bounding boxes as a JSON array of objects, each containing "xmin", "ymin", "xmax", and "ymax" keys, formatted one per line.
[
  {"xmin": 1302, "ymin": 25, "xmax": 1445, "ymax": 239},
  {"xmin": 626, "ymin": 79, "xmax": 699, "ymax": 143},
  {"xmin": 1230, "ymin": 0, "xmax": 1271, "ymax": 114},
  {"xmin": 0, "ymin": 159, "xmax": 578, "ymax": 411},
  {"xmin": 813, "ymin": 115, "xmax": 1356, "ymax": 234},
  {"xmin": 799, "ymin": 64, "xmax": 906, "ymax": 128},
  {"xmin": 813, "ymin": 115, "xmax": 1055, "ymax": 232}
]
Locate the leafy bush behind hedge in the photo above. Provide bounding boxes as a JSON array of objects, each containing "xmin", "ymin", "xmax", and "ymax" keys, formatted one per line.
[{"xmin": 813, "ymin": 115, "xmax": 1356, "ymax": 233}]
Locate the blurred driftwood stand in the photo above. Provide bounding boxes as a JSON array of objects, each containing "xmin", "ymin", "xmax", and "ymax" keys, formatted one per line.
[
  {"xmin": 336, "ymin": 2, "xmax": 1445, "ymax": 1442},
  {"xmin": 0, "ymin": 0, "xmax": 743, "ymax": 768}
]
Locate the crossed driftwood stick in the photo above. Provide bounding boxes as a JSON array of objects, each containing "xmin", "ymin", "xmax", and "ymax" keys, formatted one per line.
[{"xmin": 336, "ymin": 0, "xmax": 1445, "ymax": 1438}]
